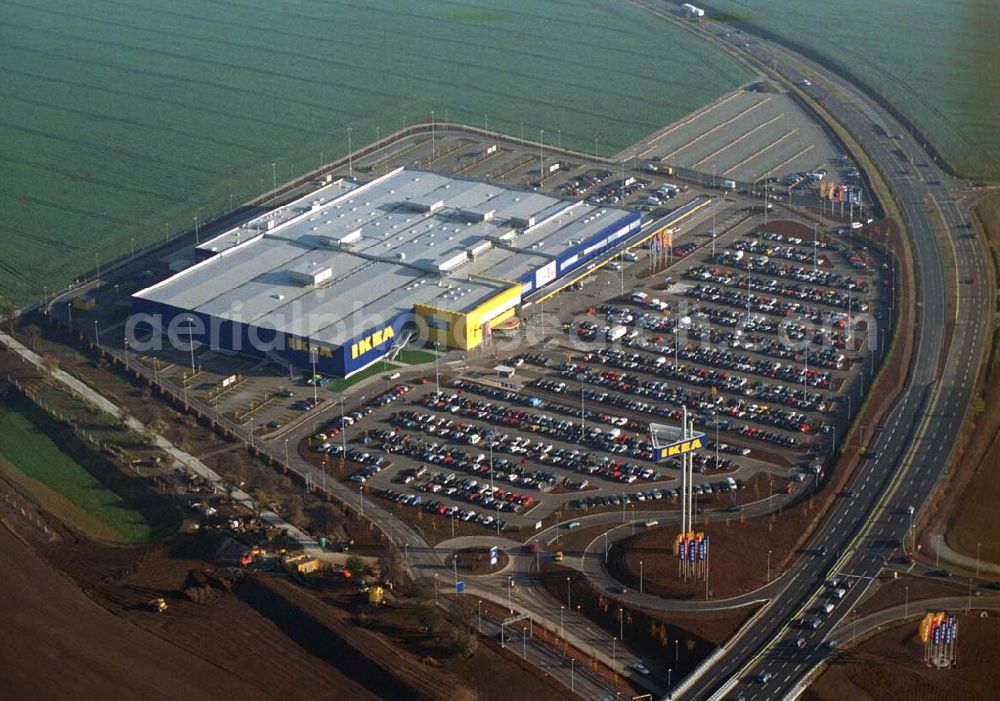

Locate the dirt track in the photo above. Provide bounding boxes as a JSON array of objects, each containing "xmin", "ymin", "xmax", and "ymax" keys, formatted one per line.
[
  {"xmin": 0, "ymin": 468, "xmax": 576, "ymax": 701},
  {"xmin": 0, "ymin": 523, "xmax": 378, "ymax": 700}
]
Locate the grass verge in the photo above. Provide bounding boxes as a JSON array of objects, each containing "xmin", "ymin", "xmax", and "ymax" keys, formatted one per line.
[{"xmin": 0, "ymin": 397, "xmax": 151, "ymax": 543}]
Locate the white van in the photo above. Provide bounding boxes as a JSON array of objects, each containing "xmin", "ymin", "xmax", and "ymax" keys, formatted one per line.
[{"xmin": 822, "ymin": 601, "xmax": 835, "ymax": 614}]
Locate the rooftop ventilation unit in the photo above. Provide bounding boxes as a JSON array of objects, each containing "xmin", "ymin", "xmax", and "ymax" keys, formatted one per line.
[
  {"xmin": 289, "ymin": 261, "xmax": 333, "ymax": 287},
  {"xmin": 402, "ymin": 198, "xmax": 444, "ymax": 213},
  {"xmin": 458, "ymin": 208, "xmax": 495, "ymax": 223},
  {"xmin": 510, "ymin": 215, "xmax": 536, "ymax": 229}
]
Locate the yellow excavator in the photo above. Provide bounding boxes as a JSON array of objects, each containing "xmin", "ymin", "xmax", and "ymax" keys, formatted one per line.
[{"xmin": 148, "ymin": 598, "xmax": 168, "ymax": 613}]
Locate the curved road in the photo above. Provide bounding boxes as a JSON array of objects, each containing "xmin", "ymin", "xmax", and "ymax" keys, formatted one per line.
[{"xmin": 642, "ymin": 5, "xmax": 992, "ymax": 701}]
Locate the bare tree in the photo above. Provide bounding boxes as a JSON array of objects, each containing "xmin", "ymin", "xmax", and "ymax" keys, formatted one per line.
[{"xmin": 0, "ymin": 294, "xmax": 17, "ymax": 334}]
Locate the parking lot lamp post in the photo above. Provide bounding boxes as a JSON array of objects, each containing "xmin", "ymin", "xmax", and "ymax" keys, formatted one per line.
[
  {"xmin": 567, "ymin": 577, "xmax": 571, "ymax": 611},
  {"xmin": 508, "ymin": 575, "xmax": 513, "ymax": 613},
  {"xmin": 904, "ymin": 585, "xmax": 909, "ymax": 619},
  {"xmin": 539, "ymin": 129, "xmax": 544, "ymax": 179},
  {"xmin": 496, "ymin": 505, "xmax": 501, "ymax": 535},
  {"xmin": 560, "ymin": 605, "xmax": 565, "ymax": 639},
  {"xmin": 804, "ymin": 349, "xmax": 809, "ymax": 397},
  {"xmin": 767, "ymin": 549, "xmax": 772, "ymax": 582},
  {"xmin": 570, "ymin": 658, "xmax": 575, "ymax": 693},
  {"xmin": 271, "ymin": 162, "xmax": 276, "ymax": 196},
  {"xmin": 451, "ymin": 511, "xmax": 455, "ymax": 539},
  {"xmin": 185, "ymin": 316, "xmax": 197, "ymax": 375},
  {"xmin": 813, "ymin": 222, "xmax": 818, "ymax": 272},
  {"xmin": 431, "ymin": 111, "xmax": 436, "ymax": 158},
  {"xmin": 94, "ymin": 320, "xmax": 100, "ymax": 348},
  {"xmin": 360, "ymin": 485, "xmax": 365, "ymax": 516},
  {"xmin": 489, "ymin": 441, "xmax": 494, "ymax": 490},
  {"xmin": 668, "ymin": 668, "xmax": 672, "ymax": 688},
  {"xmin": 478, "ymin": 600, "xmax": 482, "ymax": 633},
  {"xmin": 612, "ymin": 636, "xmax": 616, "ymax": 672},
  {"xmin": 284, "ymin": 437, "xmax": 289, "ymax": 467},
  {"xmin": 310, "ymin": 350, "xmax": 318, "ymax": 404},
  {"xmin": 714, "ymin": 411, "xmax": 720, "ymax": 472},
  {"xmin": 639, "ymin": 561, "xmax": 644, "ymax": 593},
  {"xmin": 434, "ymin": 342, "xmax": 440, "ymax": 395},
  {"xmin": 619, "ymin": 607, "xmax": 624, "ymax": 640}
]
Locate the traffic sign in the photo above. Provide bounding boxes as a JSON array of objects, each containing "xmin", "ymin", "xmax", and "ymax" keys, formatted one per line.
[
  {"xmin": 456, "ymin": 581, "xmax": 464, "ymax": 593},
  {"xmin": 503, "ymin": 613, "xmax": 530, "ymax": 626}
]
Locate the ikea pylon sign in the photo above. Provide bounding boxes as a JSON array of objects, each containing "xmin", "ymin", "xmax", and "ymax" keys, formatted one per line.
[{"xmin": 656, "ymin": 436, "xmax": 705, "ymax": 460}]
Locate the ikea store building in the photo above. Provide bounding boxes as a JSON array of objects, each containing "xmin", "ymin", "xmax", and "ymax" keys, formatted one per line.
[{"xmin": 131, "ymin": 167, "xmax": 641, "ymax": 377}]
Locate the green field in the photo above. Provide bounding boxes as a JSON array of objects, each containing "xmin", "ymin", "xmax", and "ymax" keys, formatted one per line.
[
  {"xmin": 0, "ymin": 0, "xmax": 752, "ymax": 304},
  {"xmin": 703, "ymin": 0, "xmax": 1000, "ymax": 178},
  {"xmin": 0, "ymin": 399, "xmax": 151, "ymax": 542}
]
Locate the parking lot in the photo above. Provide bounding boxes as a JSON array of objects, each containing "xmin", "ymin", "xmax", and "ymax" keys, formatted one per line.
[
  {"xmin": 640, "ymin": 86, "xmax": 839, "ymax": 183},
  {"xmin": 282, "ymin": 209, "xmax": 888, "ymax": 539}
]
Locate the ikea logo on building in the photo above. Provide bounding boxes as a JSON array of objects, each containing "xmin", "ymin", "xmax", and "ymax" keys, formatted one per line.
[
  {"xmin": 657, "ymin": 438, "xmax": 704, "ymax": 459},
  {"xmin": 351, "ymin": 326, "xmax": 395, "ymax": 359},
  {"xmin": 288, "ymin": 337, "xmax": 333, "ymax": 357}
]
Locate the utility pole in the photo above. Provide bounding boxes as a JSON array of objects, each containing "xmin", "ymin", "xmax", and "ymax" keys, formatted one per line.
[
  {"xmin": 347, "ymin": 127, "xmax": 354, "ymax": 179},
  {"xmin": 539, "ymin": 129, "xmax": 545, "ymax": 182}
]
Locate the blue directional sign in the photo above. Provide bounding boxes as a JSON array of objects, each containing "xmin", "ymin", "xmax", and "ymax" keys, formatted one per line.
[{"xmin": 456, "ymin": 581, "xmax": 465, "ymax": 593}]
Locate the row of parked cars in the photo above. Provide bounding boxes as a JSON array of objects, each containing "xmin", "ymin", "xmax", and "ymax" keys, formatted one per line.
[
  {"xmin": 686, "ymin": 266, "xmax": 867, "ymax": 312},
  {"xmin": 603, "ymin": 338, "xmax": 834, "ymax": 390},
  {"xmin": 622, "ymin": 322, "xmax": 845, "ymax": 370},
  {"xmin": 380, "ymin": 488, "xmax": 509, "ymax": 532},
  {"xmin": 369, "ymin": 427, "xmax": 559, "ymax": 493},
  {"xmin": 558, "ymin": 170, "xmax": 615, "ymax": 197},
  {"xmin": 736, "ymin": 232, "xmax": 828, "ymax": 265},
  {"xmin": 569, "ymin": 476, "xmax": 744, "ymax": 510},
  {"xmin": 544, "ymin": 362, "xmax": 810, "ymax": 449},
  {"xmin": 567, "ymin": 347, "xmax": 829, "ymax": 413},
  {"xmin": 404, "ymin": 470, "xmax": 538, "ymax": 514},
  {"xmin": 411, "ymin": 391, "xmax": 669, "ymax": 481},
  {"xmin": 710, "ymin": 251, "xmax": 868, "ymax": 292}
]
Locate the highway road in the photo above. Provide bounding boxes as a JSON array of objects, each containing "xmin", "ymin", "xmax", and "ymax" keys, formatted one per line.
[{"xmin": 636, "ymin": 5, "xmax": 992, "ymax": 700}]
